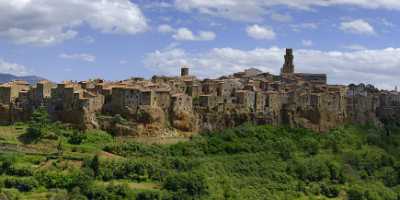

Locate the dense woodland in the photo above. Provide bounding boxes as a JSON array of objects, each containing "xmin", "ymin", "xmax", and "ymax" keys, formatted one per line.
[{"xmin": 0, "ymin": 108, "xmax": 399, "ymax": 199}]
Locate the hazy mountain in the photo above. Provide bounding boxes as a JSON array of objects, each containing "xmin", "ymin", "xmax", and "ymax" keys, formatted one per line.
[{"xmin": 0, "ymin": 73, "xmax": 45, "ymax": 85}]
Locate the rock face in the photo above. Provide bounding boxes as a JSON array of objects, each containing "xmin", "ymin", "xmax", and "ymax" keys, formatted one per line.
[
  {"xmin": 346, "ymin": 84, "xmax": 382, "ymax": 127},
  {"xmin": 1, "ymin": 49, "xmax": 399, "ymax": 135}
]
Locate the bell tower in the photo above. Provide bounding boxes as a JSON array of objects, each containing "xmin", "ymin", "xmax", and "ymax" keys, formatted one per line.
[
  {"xmin": 281, "ymin": 48, "xmax": 295, "ymax": 74},
  {"xmin": 181, "ymin": 66, "xmax": 189, "ymax": 77}
]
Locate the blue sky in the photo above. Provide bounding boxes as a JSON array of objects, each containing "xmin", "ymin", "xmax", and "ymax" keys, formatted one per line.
[{"xmin": 0, "ymin": 0, "xmax": 399, "ymax": 89}]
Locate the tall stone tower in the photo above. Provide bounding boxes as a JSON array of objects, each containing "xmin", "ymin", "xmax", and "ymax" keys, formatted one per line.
[
  {"xmin": 181, "ymin": 67, "xmax": 189, "ymax": 77},
  {"xmin": 281, "ymin": 48, "xmax": 295, "ymax": 74}
]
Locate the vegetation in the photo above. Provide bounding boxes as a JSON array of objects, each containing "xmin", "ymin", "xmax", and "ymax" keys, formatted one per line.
[{"xmin": 0, "ymin": 109, "xmax": 400, "ymax": 199}]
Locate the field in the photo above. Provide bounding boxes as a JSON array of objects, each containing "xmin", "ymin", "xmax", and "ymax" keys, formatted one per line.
[{"xmin": 0, "ymin": 109, "xmax": 399, "ymax": 200}]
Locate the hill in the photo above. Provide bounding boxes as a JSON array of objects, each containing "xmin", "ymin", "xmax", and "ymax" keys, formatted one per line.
[
  {"xmin": 0, "ymin": 73, "xmax": 44, "ymax": 85},
  {"xmin": 0, "ymin": 109, "xmax": 399, "ymax": 199}
]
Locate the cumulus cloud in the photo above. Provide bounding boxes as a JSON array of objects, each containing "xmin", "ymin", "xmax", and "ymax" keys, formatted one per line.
[
  {"xmin": 59, "ymin": 53, "xmax": 96, "ymax": 62},
  {"xmin": 144, "ymin": 47, "xmax": 400, "ymax": 89},
  {"xmin": 340, "ymin": 19, "xmax": 375, "ymax": 35},
  {"xmin": 0, "ymin": 59, "xmax": 28, "ymax": 76},
  {"xmin": 246, "ymin": 25, "xmax": 276, "ymax": 40},
  {"xmin": 0, "ymin": 0, "xmax": 148, "ymax": 46},
  {"xmin": 174, "ymin": 0, "xmax": 400, "ymax": 22},
  {"xmin": 158, "ymin": 25, "xmax": 216, "ymax": 41}
]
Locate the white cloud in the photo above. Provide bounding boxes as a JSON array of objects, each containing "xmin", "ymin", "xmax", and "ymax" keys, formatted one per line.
[
  {"xmin": 0, "ymin": 28, "xmax": 78, "ymax": 46},
  {"xmin": 170, "ymin": 28, "xmax": 216, "ymax": 41},
  {"xmin": 302, "ymin": 40, "xmax": 313, "ymax": 47},
  {"xmin": 340, "ymin": 19, "xmax": 375, "ymax": 35},
  {"xmin": 291, "ymin": 23, "xmax": 319, "ymax": 32},
  {"xmin": 197, "ymin": 31, "xmax": 217, "ymax": 41},
  {"xmin": 246, "ymin": 25, "xmax": 276, "ymax": 40},
  {"xmin": 381, "ymin": 18, "xmax": 395, "ymax": 27},
  {"xmin": 270, "ymin": 12, "xmax": 292, "ymax": 23},
  {"xmin": 59, "ymin": 53, "xmax": 96, "ymax": 62},
  {"xmin": 343, "ymin": 44, "xmax": 367, "ymax": 51},
  {"xmin": 174, "ymin": 0, "xmax": 400, "ymax": 22},
  {"xmin": 0, "ymin": 59, "xmax": 28, "ymax": 76},
  {"xmin": 173, "ymin": 28, "xmax": 196, "ymax": 40},
  {"xmin": 158, "ymin": 25, "xmax": 216, "ymax": 41},
  {"xmin": 0, "ymin": 0, "xmax": 148, "ymax": 46},
  {"xmin": 144, "ymin": 47, "xmax": 400, "ymax": 89},
  {"xmin": 158, "ymin": 24, "xmax": 175, "ymax": 33}
]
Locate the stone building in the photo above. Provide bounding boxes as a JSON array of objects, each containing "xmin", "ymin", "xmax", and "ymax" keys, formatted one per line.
[
  {"xmin": 48, "ymin": 82, "xmax": 104, "ymax": 129},
  {"xmin": 0, "ymin": 80, "xmax": 30, "ymax": 105},
  {"xmin": 1, "ymin": 48, "xmax": 398, "ymax": 134},
  {"xmin": 281, "ymin": 48, "xmax": 295, "ymax": 74}
]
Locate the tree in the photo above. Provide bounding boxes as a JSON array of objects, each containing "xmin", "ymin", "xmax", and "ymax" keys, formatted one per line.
[
  {"xmin": 164, "ymin": 172, "xmax": 208, "ymax": 199},
  {"xmin": 57, "ymin": 140, "xmax": 64, "ymax": 156},
  {"xmin": 90, "ymin": 155, "xmax": 100, "ymax": 178},
  {"xmin": 26, "ymin": 107, "xmax": 51, "ymax": 139}
]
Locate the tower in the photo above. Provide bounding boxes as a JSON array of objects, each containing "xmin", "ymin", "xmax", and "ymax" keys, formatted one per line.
[
  {"xmin": 181, "ymin": 66, "xmax": 189, "ymax": 77},
  {"xmin": 281, "ymin": 48, "xmax": 295, "ymax": 74}
]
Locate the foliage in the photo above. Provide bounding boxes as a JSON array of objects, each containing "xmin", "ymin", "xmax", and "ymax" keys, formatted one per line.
[
  {"xmin": 4, "ymin": 177, "xmax": 39, "ymax": 192},
  {"xmin": 69, "ymin": 131, "xmax": 87, "ymax": 145},
  {"xmin": 164, "ymin": 172, "xmax": 209, "ymax": 199},
  {"xmin": 1, "ymin": 123, "xmax": 400, "ymax": 199},
  {"xmin": 25, "ymin": 107, "xmax": 51, "ymax": 140}
]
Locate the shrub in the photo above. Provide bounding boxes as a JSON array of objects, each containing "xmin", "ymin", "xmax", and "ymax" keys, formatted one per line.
[
  {"xmin": 136, "ymin": 191, "xmax": 162, "ymax": 200},
  {"xmin": 84, "ymin": 130, "xmax": 113, "ymax": 145},
  {"xmin": 34, "ymin": 169, "xmax": 92, "ymax": 190},
  {"xmin": 8, "ymin": 165, "xmax": 34, "ymax": 177},
  {"xmin": 4, "ymin": 177, "xmax": 39, "ymax": 192},
  {"xmin": 84, "ymin": 183, "xmax": 134, "ymax": 200},
  {"xmin": 69, "ymin": 131, "xmax": 87, "ymax": 145},
  {"xmin": 320, "ymin": 182, "xmax": 340, "ymax": 198},
  {"xmin": 164, "ymin": 172, "xmax": 208, "ymax": 198}
]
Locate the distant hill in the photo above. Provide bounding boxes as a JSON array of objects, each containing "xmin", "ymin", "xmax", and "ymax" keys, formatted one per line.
[{"xmin": 0, "ymin": 73, "xmax": 45, "ymax": 85}]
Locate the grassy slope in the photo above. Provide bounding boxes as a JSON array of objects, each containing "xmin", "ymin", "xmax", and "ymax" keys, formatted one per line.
[{"xmin": 0, "ymin": 123, "xmax": 399, "ymax": 199}]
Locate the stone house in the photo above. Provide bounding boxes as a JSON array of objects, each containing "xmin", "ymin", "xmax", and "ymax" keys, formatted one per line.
[{"xmin": 0, "ymin": 80, "xmax": 30, "ymax": 105}]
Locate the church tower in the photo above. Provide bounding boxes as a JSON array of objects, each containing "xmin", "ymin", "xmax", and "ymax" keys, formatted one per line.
[
  {"xmin": 181, "ymin": 66, "xmax": 189, "ymax": 77},
  {"xmin": 281, "ymin": 48, "xmax": 295, "ymax": 74}
]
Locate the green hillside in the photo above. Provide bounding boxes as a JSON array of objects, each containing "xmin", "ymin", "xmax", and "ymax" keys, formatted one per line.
[{"xmin": 0, "ymin": 109, "xmax": 399, "ymax": 199}]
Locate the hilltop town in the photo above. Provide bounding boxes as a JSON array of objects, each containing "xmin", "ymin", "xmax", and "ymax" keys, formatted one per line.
[{"xmin": 0, "ymin": 49, "xmax": 399, "ymax": 136}]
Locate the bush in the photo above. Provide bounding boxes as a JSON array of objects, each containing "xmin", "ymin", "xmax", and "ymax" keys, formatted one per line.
[
  {"xmin": 34, "ymin": 169, "xmax": 92, "ymax": 190},
  {"xmin": 164, "ymin": 172, "xmax": 208, "ymax": 198},
  {"xmin": 136, "ymin": 191, "xmax": 163, "ymax": 200},
  {"xmin": 7, "ymin": 165, "xmax": 34, "ymax": 176},
  {"xmin": 84, "ymin": 183, "xmax": 134, "ymax": 200},
  {"xmin": 295, "ymin": 157, "xmax": 331, "ymax": 182},
  {"xmin": 274, "ymin": 138, "xmax": 296, "ymax": 160},
  {"xmin": 69, "ymin": 131, "xmax": 87, "ymax": 145},
  {"xmin": 84, "ymin": 130, "xmax": 113, "ymax": 145},
  {"xmin": 347, "ymin": 182, "xmax": 397, "ymax": 200},
  {"xmin": 320, "ymin": 182, "xmax": 340, "ymax": 198},
  {"xmin": 4, "ymin": 177, "xmax": 39, "ymax": 192}
]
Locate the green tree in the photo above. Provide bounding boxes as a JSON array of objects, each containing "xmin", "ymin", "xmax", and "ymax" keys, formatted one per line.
[
  {"xmin": 26, "ymin": 107, "xmax": 51, "ymax": 139},
  {"xmin": 57, "ymin": 140, "xmax": 64, "ymax": 156},
  {"xmin": 90, "ymin": 155, "xmax": 100, "ymax": 178},
  {"xmin": 164, "ymin": 172, "xmax": 208, "ymax": 199}
]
